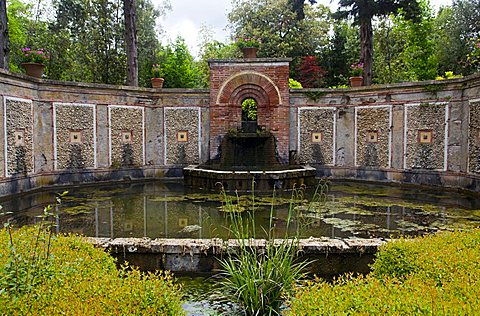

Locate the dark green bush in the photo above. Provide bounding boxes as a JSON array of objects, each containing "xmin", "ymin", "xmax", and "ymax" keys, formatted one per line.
[
  {"xmin": 287, "ymin": 230, "xmax": 480, "ymax": 315},
  {"xmin": 0, "ymin": 226, "xmax": 184, "ymax": 315}
]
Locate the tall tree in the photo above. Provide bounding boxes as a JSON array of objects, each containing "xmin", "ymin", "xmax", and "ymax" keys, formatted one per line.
[
  {"xmin": 124, "ymin": 0, "xmax": 138, "ymax": 86},
  {"xmin": 228, "ymin": 0, "xmax": 330, "ymax": 58},
  {"xmin": 158, "ymin": 37, "xmax": 200, "ymax": 88},
  {"xmin": 434, "ymin": 0, "xmax": 480, "ymax": 76},
  {"xmin": 136, "ymin": 0, "xmax": 165, "ymax": 87},
  {"xmin": 289, "ymin": 0, "xmax": 317, "ymax": 20},
  {"xmin": 49, "ymin": 0, "xmax": 126, "ymax": 84},
  {"xmin": 0, "ymin": 0, "xmax": 9, "ymax": 69},
  {"xmin": 196, "ymin": 25, "xmax": 240, "ymax": 88},
  {"xmin": 334, "ymin": 0, "xmax": 422, "ymax": 85},
  {"xmin": 320, "ymin": 22, "xmax": 359, "ymax": 87}
]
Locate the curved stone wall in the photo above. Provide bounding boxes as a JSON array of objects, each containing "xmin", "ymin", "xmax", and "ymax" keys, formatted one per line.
[
  {"xmin": 290, "ymin": 74, "xmax": 480, "ymax": 191},
  {"xmin": 0, "ymin": 68, "xmax": 479, "ymax": 196}
]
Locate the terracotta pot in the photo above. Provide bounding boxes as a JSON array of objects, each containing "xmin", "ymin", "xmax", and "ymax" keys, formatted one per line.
[
  {"xmin": 151, "ymin": 77, "xmax": 164, "ymax": 88},
  {"xmin": 241, "ymin": 47, "xmax": 258, "ymax": 58},
  {"xmin": 349, "ymin": 76, "xmax": 363, "ymax": 87},
  {"xmin": 21, "ymin": 63, "xmax": 45, "ymax": 78}
]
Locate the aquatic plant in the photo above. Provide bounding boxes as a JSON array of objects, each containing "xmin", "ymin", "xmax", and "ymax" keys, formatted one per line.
[{"xmin": 216, "ymin": 181, "xmax": 322, "ymax": 315}]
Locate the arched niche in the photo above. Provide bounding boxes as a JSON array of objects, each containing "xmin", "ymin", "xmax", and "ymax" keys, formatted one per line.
[{"xmin": 216, "ymin": 71, "xmax": 282, "ymax": 107}]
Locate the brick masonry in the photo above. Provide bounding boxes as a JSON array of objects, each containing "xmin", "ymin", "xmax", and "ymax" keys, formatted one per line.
[{"xmin": 209, "ymin": 59, "xmax": 291, "ymax": 163}]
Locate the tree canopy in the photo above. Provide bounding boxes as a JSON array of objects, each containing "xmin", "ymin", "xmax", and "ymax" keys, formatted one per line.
[
  {"xmin": 2, "ymin": 0, "xmax": 480, "ymax": 88},
  {"xmin": 228, "ymin": 0, "xmax": 331, "ymax": 58},
  {"xmin": 334, "ymin": 0, "xmax": 422, "ymax": 85}
]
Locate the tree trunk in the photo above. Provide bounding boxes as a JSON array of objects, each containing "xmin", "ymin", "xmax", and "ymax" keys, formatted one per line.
[
  {"xmin": 0, "ymin": 0, "xmax": 9, "ymax": 69},
  {"xmin": 360, "ymin": 17, "xmax": 373, "ymax": 86},
  {"xmin": 124, "ymin": 0, "xmax": 138, "ymax": 86}
]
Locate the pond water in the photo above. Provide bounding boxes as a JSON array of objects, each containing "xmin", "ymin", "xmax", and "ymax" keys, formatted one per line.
[
  {"xmin": 178, "ymin": 276, "xmax": 242, "ymax": 316},
  {"xmin": 1, "ymin": 180, "xmax": 479, "ymax": 239}
]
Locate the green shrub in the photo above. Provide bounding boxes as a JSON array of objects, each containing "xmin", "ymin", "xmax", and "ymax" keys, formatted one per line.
[
  {"xmin": 0, "ymin": 226, "xmax": 184, "ymax": 315},
  {"xmin": 370, "ymin": 240, "xmax": 419, "ymax": 279},
  {"xmin": 287, "ymin": 230, "xmax": 480, "ymax": 315},
  {"xmin": 289, "ymin": 78, "xmax": 303, "ymax": 89}
]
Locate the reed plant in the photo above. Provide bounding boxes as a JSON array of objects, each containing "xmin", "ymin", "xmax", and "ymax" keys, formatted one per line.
[{"xmin": 216, "ymin": 181, "xmax": 317, "ymax": 315}]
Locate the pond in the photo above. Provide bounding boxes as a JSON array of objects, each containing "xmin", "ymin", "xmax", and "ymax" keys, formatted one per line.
[
  {"xmin": 178, "ymin": 276, "xmax": 242, "ymax": 316},
  {"xmin": 1, "ymin": 180, "xmax": 479, "ymax": 315},
  {"xmin": 1, "ymin": 180, "xmax": 479, "ymax": 239}
]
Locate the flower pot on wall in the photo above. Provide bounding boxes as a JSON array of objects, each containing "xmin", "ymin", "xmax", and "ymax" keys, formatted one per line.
[
  {"xmin": 21, "ymin": 63, "xmax": 45, "ymax": 78},
  {"xmin": 151, "ymin": 77, "xmax": 164, "ymax": 88},
  {"xmin": 349, "ymin": 76, "xmax": 363, "ymax": 87},
  {"xmin": 241, "ymin": 47, "xmax": 258, "ymax": 58}
]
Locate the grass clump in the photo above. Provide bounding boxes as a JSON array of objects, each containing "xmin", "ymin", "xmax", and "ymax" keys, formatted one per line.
[
  {"xmin": 287, "ymin": 229, "xmax": 480, "ymax": 315},
  {"xmin": 216, "ymin": 184, "xmax": 313, "ymax": 315},
  {"xmin": 0, "ymin": 221, "xmax": 184, "ymax": 315}
]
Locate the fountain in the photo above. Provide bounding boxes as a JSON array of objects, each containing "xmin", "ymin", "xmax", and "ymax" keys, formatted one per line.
[
  {"xmin": 184, "ymin": 131, "xmax": 316, "ymax": 191},
  {"xmin": 184, "ymin": 58, "xmax": 316, "ymax": 191}
]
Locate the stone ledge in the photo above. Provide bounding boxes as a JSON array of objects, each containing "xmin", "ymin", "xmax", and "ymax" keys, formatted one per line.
[
  {"xmin": 87, "ymin": 236, "xmax": 387, "ymax": 274},
  {"xmin": 88, "ymin": 236, "xmax": 387, "ymax": 255},
  {"xmin": 208, "ymin": 58, "xmax": 292, "ymax": 64}
]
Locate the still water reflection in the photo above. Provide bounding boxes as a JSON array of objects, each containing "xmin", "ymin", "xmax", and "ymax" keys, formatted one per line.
[{"xmin": 1, "ymin": 180, "xmax": 479, "ymax": 239}]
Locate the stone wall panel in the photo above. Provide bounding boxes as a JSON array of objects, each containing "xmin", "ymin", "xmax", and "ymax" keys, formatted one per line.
[
  {"xmin": 356, "ymin": 107, "xmax": 390, "ymax": 168},
  {"xmin": 405, "ymin": 103, "xmax": 446, "ymax": 170},
  {"xmin": 54, "ymin": 103, "xmax": 95, "ymax": 170},
  {"xmin": 5, "ymin": 98, "xmax": 33, "ymax": 175},
  {"xmin": 109, "ymin": 106, "xmax": 144, "ymax": 167},
  {"xmin": 468, "ymin": 101, "xmax": 480, "ymax": 173},
  {"xmin": 298, "ymin": 108, "xmax": 334, "ymax": 165},
  {"xmin": 164, "ymin": 108, "xmax": 200, "ymax": 165}
]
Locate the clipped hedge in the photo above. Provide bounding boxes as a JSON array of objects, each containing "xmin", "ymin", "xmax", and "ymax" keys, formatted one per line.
[
  {"xmin": 287, "ymin": 230, "xmax": 480, "ymax": 315},
  {"xmin": 0, "ymin": 226, "xmax": 184, "ymax": 315}
]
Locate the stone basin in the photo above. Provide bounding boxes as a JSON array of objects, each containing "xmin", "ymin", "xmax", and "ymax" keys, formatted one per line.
[{"xmin": 183, "ymin": 165, "xmax": 317, "ymax": 191}]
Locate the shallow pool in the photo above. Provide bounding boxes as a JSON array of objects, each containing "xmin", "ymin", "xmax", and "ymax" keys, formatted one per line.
[{"xmin": 1, "ymin": 180, "xmax": 479, "ymax": 239}]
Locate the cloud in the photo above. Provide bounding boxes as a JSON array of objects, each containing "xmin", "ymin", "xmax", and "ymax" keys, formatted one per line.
[{"xmin": 157, "ymin": 0, "xmax": 231, "ymax": 57}]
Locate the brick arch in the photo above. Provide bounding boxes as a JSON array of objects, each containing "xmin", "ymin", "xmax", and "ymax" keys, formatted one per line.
[
  {"xmin": 216, "ymin": 71, "xmax": 282, "ymax": 106},
  {"xmin": 229, "ymin": 84, "xmax": 269, "ymax": 108}
]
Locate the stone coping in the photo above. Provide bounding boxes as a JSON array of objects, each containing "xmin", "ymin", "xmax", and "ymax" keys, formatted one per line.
[
  {"xmin": 208, "ymin": 58, "xmax": 293, "ymax": 64},
  {"xmin": 88, "ymin": 236, "xmax": 387, "ymax": 256},
  {"xmin": 184, "ymin": 165, "xmax": 316, "ymax": 174},
  {"xmin": 290, "ymin": 71, "xmax": 480, "ymax": 93}
]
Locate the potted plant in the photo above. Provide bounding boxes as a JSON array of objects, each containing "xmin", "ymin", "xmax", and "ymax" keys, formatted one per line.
[
  {"xmin": 236, "ymin": 36, "xmax": 261, "ymax": 58},
  {"xmin": 21, "ymin": 48, "xmax": 48, "ymax": 78},
  {"xmin": 349, "ymin": 62, "xmax": 364, "ymax": 87},
  {"xmin": 151, "ymin": 64, "xmax": 164, "ymax": 88}
]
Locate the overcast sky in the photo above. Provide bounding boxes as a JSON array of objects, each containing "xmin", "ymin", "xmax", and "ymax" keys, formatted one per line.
[{"xmin": 156, "ymin": 0, "xmax": 453, "ymax": 58}]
